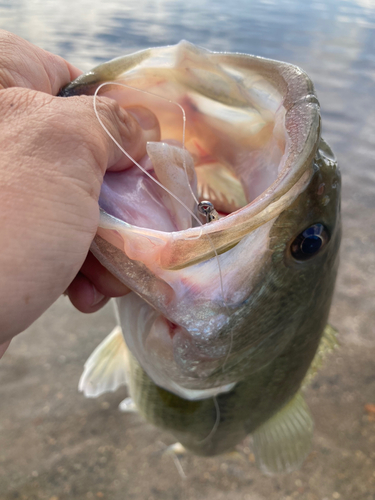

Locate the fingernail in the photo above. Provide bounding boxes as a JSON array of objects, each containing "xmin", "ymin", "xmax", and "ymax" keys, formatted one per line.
[
  {"xmin": 126, "ymin": 106, "xmax": 158, "ymax": 130},
  {"xmin": 91, "ymin": 286, "xmax": 105, "ymax": 306}
]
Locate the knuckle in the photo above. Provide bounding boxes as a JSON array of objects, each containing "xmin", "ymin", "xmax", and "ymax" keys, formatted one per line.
[
  {"xmin": 56, "ymin": 95, "xmax": 115, "ymax": 169},
  {"xmin": 0, "ymin": 31, "xmax": 31, "ymax": 88},
  {"xmin": 68, "ymin": 95, "xmax": 140, "ymax": 166},
  {"xmin": 94, "ymin": 95, "xmax": 121, "ymax": 116},
  {"xmin": 94, "ymin": 96, "xmax": 138, "ymax": 138}
]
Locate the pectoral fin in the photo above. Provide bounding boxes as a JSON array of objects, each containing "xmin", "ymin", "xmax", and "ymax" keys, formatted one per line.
[
  {"xmin": 252, "ymin": 392, "xmax": 313, "ymax": 475},
  {"xmin": 79, "ymin": 326, "xmax": 129, "ymax": 397}
]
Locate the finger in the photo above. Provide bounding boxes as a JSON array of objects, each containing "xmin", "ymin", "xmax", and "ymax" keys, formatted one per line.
[
  {"xmin": 0, "ymin": 87, "xmax": 159, "ymax": 335},
  {"xmin": 66, "ymin": 273, "xmax": 111, "ymax": 314},
  {"xmin": 0, "ymin": 29, "xmax": 82, "ymax": 94},
  {"xmin": 42, "ymin": 54, "xmax": 83, "ymax": 95},
  {"xmin": 0, "ymin": 88, "xmax": 160, "ymax": 186},
  {"xmin": 77, "ymin": 252, "xmax": 131, "ymax": 297},
  {"xmin": 108, "ymin": 105, "xmax": 160, "ymax": 171},
  {"xmin": 54, "ymin": 95, "xmax": 161, "ymax": 175},
  {"xmin": 0, "ymin": 340, "xmax": 11, "ymax": 360},
  {"xmin": 66, "ymin": 253, "xmax": 130, "ymax": 313}
]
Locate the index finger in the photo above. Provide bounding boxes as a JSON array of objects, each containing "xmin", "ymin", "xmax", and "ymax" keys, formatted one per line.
[{"xmin": 0, "ymin": 29, "xmax": 82, "ymax": 94}]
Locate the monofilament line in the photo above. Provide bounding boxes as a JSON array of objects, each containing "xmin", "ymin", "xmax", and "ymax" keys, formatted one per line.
[
  {"xmin": 93, "ymin": 82, "xmax": 202, "ymax": 228},
  {"xmin": 196, "ymin": 396, "xmax": 221, "ymax": 444},
  {"xmin": 94, "ymin": 81, "xmax": 235, "ymax": 443},
  {"xmin": 93, "ymin": 82, "xmax": 229, "ymax": 314}
]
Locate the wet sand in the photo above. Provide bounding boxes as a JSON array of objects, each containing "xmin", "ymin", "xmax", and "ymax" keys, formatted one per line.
[{"xmin": 0, "ymin": 265, "xmax": 374, "ymax": 500}]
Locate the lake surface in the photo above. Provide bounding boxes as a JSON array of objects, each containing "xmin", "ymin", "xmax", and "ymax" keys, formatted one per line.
[{"xmin": 0, "ymin": 0, "xmax": 374, "ymax": 499}]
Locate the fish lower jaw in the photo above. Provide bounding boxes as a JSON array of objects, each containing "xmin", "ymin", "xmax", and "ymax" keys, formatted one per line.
[
  {"xmin": 165, "ymin": 380, "xmax": 237, "ymax": 401},
  {"xmin": 145, "ymin": 319, "xmax": 236, "ymax": 390}
]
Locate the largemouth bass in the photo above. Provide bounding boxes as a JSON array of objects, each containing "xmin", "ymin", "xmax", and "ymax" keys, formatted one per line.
[{"xmin": 60, "ymin": 41, "xmax": 341, "ymax": 474}]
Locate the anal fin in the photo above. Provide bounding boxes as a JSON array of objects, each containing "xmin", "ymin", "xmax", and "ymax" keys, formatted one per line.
[
  {"xmin": 252, "ymin": 392, "xmax": 313, "ymax": 475},
  {"xmin": 79, "ymin": 326, "xmax": 129, "ymax": 398}
]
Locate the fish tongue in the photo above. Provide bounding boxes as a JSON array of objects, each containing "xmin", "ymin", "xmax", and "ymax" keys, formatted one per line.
[
  {"xmin": 99, "ymin": 141, "xmax": 198, "ymax": 232},
  {"xmin": 146, "ymin": 141, "xmax": 198, "ymax": 230}
]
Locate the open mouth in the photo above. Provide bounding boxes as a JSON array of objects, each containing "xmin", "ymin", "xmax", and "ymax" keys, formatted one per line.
[{"xmin": 98, "ymin": 83, "xmax": 287, "ymax": 235}]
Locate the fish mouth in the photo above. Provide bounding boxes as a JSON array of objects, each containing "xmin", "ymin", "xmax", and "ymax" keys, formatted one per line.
[
  {"xmin": 77, "ymin": 42, "xmax": 322, "ymax": 395},
  {"xmin": 93, "ymin": 48, "xmax": 321, "ymax": 271}
]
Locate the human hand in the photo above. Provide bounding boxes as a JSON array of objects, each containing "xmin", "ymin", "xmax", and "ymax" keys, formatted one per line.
[{"xmin": 0, "ymin": 31, "xmax": 160, "ymax": 351}]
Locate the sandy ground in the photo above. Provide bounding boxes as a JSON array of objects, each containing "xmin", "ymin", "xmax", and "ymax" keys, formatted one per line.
[{"xmin": 1, "ymin": 226, "xmax": 375, "ymax": 500}]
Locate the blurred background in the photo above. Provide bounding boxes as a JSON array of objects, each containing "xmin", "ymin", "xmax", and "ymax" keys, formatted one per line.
[{"xmin": 0, "ymin": 0, "xmax": 374, "ymax": 499}]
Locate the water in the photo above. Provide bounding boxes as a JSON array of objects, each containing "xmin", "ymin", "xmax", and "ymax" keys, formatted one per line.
[{"xmin": 0, "ymin": 0, "xmax": 374, "ymax": 499}]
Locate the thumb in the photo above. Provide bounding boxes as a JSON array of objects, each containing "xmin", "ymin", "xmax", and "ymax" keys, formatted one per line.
[
  {"xmin": 55, "ymin": 93, "xmax": 161, "ymax": 178},
  {"xmin": 0, "ymin": 340, "xmax": 11, "ymax": 360}
]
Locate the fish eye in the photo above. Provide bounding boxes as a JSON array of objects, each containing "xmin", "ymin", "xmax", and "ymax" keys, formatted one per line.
[{"xmin": 290, "ymin": 223, "xmax": 329, "ymax": 261}]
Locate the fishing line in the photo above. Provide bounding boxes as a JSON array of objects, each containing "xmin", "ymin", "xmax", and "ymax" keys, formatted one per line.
[
  {"xmin": 157, "ymin": 441, "xmax": 187, "ymax": 481},
  {"xmin": 93, "ymin": 82, "xmax": 203, "ymax": 231},
  {"xmin": 196, "ymin": 395, "xmax": 221, "ymax": 445},
  {"xmin": 93, "ymin": 82, "xmax": 233, "ymax": 442},
  {"xmin": 93, "ymin": 82, "xmax": 228, "ymax": 312},
  {"xmin": 170, "ymin": 452, "xmax": 187, "ymax": 480}
]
